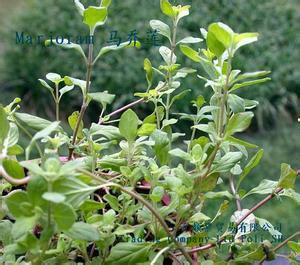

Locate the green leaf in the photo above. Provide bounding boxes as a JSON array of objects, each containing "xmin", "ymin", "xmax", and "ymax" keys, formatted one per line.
[
  {"xmin": 104, "ymin": 194, "xmax": 120, "ymax": 211},
  {"xmin": 45, "ymin": 73, "xmax": 62, "ymax": 84},
  {"xmin": 234, "ymin": 32, "xmax": 259, "ymax": 51},
  {"xmin": 64, "ymin": 222, "xmax": 100, "ymax": 241},
  {"xmin": 88, "ymin": 92, "xmax": 115, "ymax": 108},
  {"xmin": 256, "ymin": 217, "xmax": 282, "ymax": 238},
  {"xmin": 53, "ymin": 203, "xmax": 76, "ymax": 230},
  {"xmin": 159, "ymin": 46, "xmax": 176, "ymax": 65},
  {"xmin": 106, "ymin": 242, "xmax": 152, "ymax": 265},
  {"xmin": 287, "ymin": 241, "xmax": 300, "ymax": 253},
  {"xmin": 67, "ymin": 76, "xmax": 88, "ymax": 95},
  {"xmin": 137, "ymin": 123, "xmax": 156, "ymax": 137},
  {"xmin": 20, "ymin": 161, "xmax": 45, "ymax": 176},
  {"xmin": 7, "ymin": 144, "xmax": 24, "ymax": 156},
  {"xmin": 169, "ymin": 148, "xmax": 191, "ymax": 161},
  {"xmin": 237, "ymin": 149, "xmax": 264, "ymax": 188},
  {"xmin": 160, "ymin": 0, "xmax": 175, "ymax": 17},
  {"xmin": 144, "ymin": 58, "xmax": 153, "ymax": 88},
  {"xmin": 68, "ymin": 111, "xmax": 83, "ymax": 139},
  {"xmin": 230, "ymin": 78, "xmax": 271, "ymax": 92},
  {"xmin": 5, "ymin": 191, "xmax": 32, "ymax": 218},
  {"xmin": 119, "ymin": 109, "xmax": 139, "ymax": 142},
  {"xmin": 38, "ymin": 79, "xmax": 53, "ymax": 94},
  {"xmin": 243, "ymin": 179, "xmax": 278, "ymax": 198},
  {"xmin": 227, "ymin": 136, "xmax": 258, "ymax": 149},
  {"xmin": 32, "ymin": 121, "xmax": 60, "ymax": 142},
  {"xmin": 6, "ymin": 123, "xmax": 19, "ymax": 148},
  {"xmin": 280, "ymin": 189, "xmax": 300, "ymax": 204},
  {"xmin": 150, "ymin": 186, "xmax": 164, "ymax": 203},
  {"xmin": 14, "ymin": 112, "xmax": 52, "ymax": 131},
  {"xmin": 225, "ymin": 112, "xmax": 254, "ymax": 137},
  {"xmin": 277, "ymin": 163, "xmax": 297, "ymax": 189},
  {"xmin": 42, "ymin": 192, "xmax": 66, "ymax": 204},
  {"xmin": 150, "ymin": 130, "xmax": 170, "ymax": 165},
  {"xmin": 0, "ymin": 220, "xmax": 13, "ymax": 246},
  {"xmin": 95, "ymin": 40, "xmax": 141, "ymax": 62},
  {"xmin": 59, "ymin": 85, "xmax": 74, "ymax": 101},
  {"xmin": 83, "ymin": 6, "xmax": 108, "ymax": 32},
  {"xmin": 212, "ymin": 152, "xmax": 243, "ymax": 173},
  {"xmin": 198, "ymin": 173, "xmax": 219, "ymax": 192},
  {"xmin": 177, "ymin": 36, "xmax": 202, "ymax": 45},
  {"xmin": 0, "ymin": 105, "xmax": 9, "ymax": 145},
  {"xmin": 228, "ymin": 94, "xmax": 245, "ymax": 113},
  {"xmin": 189, "ymin": 212, "xmax": 211, "ymax": 223},
  {"xmin": 205, "ymin": 191, "xmax": 233, "ymax": 200},
  {"xmin": 101, "ymin": 0, "xmax": 112, "ymax": 8},
  {"xmin": 235, "ymin": 245, "xmax": 265, "ymax": 263},
  {"xmin": 180, "ymin": 45, "xmax": 201, "ymax": 62},
  {"xmin": 149, "ymin": 20, "xmax": 171, "ymax": 42},
  {"xmin": 170, "ymin": 90, "xmax": 191, "ymax": 107},
  {"xmin": 207, "ymin": 22, "xmax": 233, "ymax": 57},
  {"xmin": 2, "ymin": 159, "xmax": 25, "ymax": 179}
]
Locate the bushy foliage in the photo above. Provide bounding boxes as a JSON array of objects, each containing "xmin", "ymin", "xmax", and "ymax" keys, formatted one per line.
[
  {"xmin": 0, "ymin": 0, "xmax": 299, "ymax": 128},
  {"xmin": 0, "ymin": 0, "xmax": 299, "ymax": 264}
]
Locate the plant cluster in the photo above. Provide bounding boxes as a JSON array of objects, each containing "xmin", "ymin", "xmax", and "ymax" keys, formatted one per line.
[{"xmin": 0, "ymin": 0, "xmax": 299, "ymax": 264}]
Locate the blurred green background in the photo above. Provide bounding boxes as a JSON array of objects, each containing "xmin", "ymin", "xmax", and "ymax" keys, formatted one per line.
[{"xmin": 0, "ymin": 0, "xmax": 299, "ymax": 243}]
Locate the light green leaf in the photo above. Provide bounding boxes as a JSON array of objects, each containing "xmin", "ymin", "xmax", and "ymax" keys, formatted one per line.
[
  {"xmin": 83, "ymin": 6, "xmax": 108, "ymax": 32},
  {"xmin": 180, "ymin": 45, "xmax": 201, "ymax": 62},
  {"xmin": 160, "ymin": 0, "xmax": 175, "ymax": 17},
  {"xmin": 149, "ymin": 20, "xmax": 171, "ymax": 42},
  {"xmin": 207, "ymin": 22, "xmax": 234, "ymax": 57},
  {"xmin": 277, "ymin": 163, "xmax": 297, "ymax": 189},
  {"xmin": 256, "ymin": 217, "xmax": 282, "ymax": 238},
  {"xmin": 100, "ymin": 0, "xmax": 112, "ymax": 8},
  {"xmin": 88, "ymin": 92, "xmax": 115, "ymax": 108},
  {"xmin": 230, "ymin": 78, "xmax": 271, "ymax": 92},
  {"xmin": 64, "ymin": 222, "xmax": 100, "ymax": 241},
  {"xmin": 205, "ymin": 191, "xmax": 233, "ymax": 200},
  {"xmin": 227, "ymin": 136, "xmax": 258, "ymax": 149},
  {"xmin": 5, "ymin": 191, "xmax": 32, "ymax": 218},
  {"xmin": 150, "ymin": 186, "xmax": 164, "ymax": 203},
  {"xmin": 67, "ymin": 77, "xmax": 88, "ymax": 96},
  {"xmin": 68, "ymin": 111, "xmax": 84, "ymax": 139},
  {"xmin": 106, "ymin": 242, "xmax": 152, "ymax": 265},
  {"xmin": 0, "ymin": 105, "xmax": 9, "ymax": 145},
  {"xmin": 32, "ymin": 121, "xmax": 60, "ymax": 142},
  {"xmin": 42, "ymin": 192, "xmax": 66, "ymax": 204},
  {"xmin": 6, "ymin": 123, "xmax": 19, "ymax": 148},
  {"xmin": 143, "ymin": 58, "xmax": 153, "ymax": 89},
  {"xmin": 94, "ymin": 40, "xmax": 141, "ymax": 63},
  {"xmin": 137, "ymin": 123, "xmax": 156, "ymax": 137},
  {"xmin": 243, "ymin": 179, "xmax": 278, "ymax": 198},
  {"xmin": 104, "ymin": 194, "xmax": 120, "ymax": 211},
  {"xmin": 7, "ymin": 144, "xmax": 24, "ymax": 156},
  {"xmin": 280, "ymin": 189, "xmax": 300, "ymax": 204},
  {"xmin": 2, "ymin": 159, "xmax": 25, "ymax": 180},
  {"xmin": 119, "ymin": 109, "xmax": 139, "ymax": 142},
  {"xmin": 228, "ymin": 94, "xmax": 245, "ymax": 113},
  {"xmin": 53, "ymin": 203, "xmax": 76, "ymax": 230},
  {"xmin": 212, "ymin": 152, "xmax": 243, "ymax": 173},
  {"xmin": 170, "ymin": 89, "xmax": 191, "ymax": 107},
  {"xmin": 45, "ymin": 73, "xmax": 62, "ymax": 84},
  {"xmin": 287, "ymin": 241, "xmax": 300, "ymax": 253},
  {"xmin": 59, "ymin": 85, "xmax": 74, "ymax": 101},
  {"xmin": 234, "ymin": 32, "xmax": 259, "ymax": 51},
  {"xmin": 38, "ymin": 79, "xmax": 53, "ymax": 94},
  {"xmin": 169, "ymin": 148, "xmax": 191, "ymax": 161},
  {"xmin": 159, "ymin": 46, "xmax": 176, "ymax": 64},
  {"xmin": 189, "ymin": 212, "xmax": 211, "ymax": 223},
  {"xmin": 14, "ymin": 112, "xmax": 52, "ymax": 131},
  {"xmin": 177, "ymin": 36, "xmax": 202, "ymax": 45},
  {"xmin": 225, "ymin": 112, "xmax": 254, "ymax": 137},
  {"xmin": 237, "ymin": 149, "xmax": 264, "ymax": 188}
]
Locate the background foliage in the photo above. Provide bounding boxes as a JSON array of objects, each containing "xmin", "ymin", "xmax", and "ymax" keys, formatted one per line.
[{"xmin": 0, "ymin": 0, "xmax": 299, "ymax": 245}]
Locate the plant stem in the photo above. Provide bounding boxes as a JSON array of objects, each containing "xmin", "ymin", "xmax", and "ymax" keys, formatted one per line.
[
  {"xmin": 229, "ymin": 174, "xmax": 242, "ymax": 211},
  {"xmin": 68, "ymin": 42, "xmax": 94, "ymax": 160},
  {"xmin": 98, "ymin": 98, "xmax": 144, "ymax": 125},
  {"xmin": 0, "ymin": 165, "xmax": 30, "ymax": 185},
  {"xmin": 176, "ymin": 188, "xmax": 284, "ymax": 256},
  {"xmin": 55, "ymin": 83, "xmax": 59, "ymax": 121},
  {"xmin": 258, "ymin": 231, "xmax": 300, "ymax": 264}
]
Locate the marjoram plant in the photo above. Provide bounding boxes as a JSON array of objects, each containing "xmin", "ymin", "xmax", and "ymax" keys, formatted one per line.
[{"xmin": 0, "ymin": 0, "xmax": 299, "ymax": 264}]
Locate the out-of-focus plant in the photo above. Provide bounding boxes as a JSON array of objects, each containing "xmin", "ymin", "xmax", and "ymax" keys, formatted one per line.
[{"xmin": 0, "ymin": 0, "xmax": 299, "ymax": 264}]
